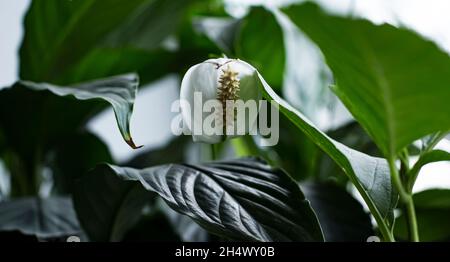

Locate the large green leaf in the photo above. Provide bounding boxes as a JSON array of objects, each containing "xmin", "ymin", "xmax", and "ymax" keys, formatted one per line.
[
  {"xmin": 105, "ymin": 0, "xmax": 194, "ymax": 50},
  {"xmin": 59, "ymin": 48, "xmax": 175, "ymax": 86},
  {"xmin": 20, "ymin": 0, "xmax": 147, "ymax": 82},
  {"xmin": 122, "ymin": 210, "xmax": 181, "ymax": 242},
  {"xmin": 0, "ymin": 197, "xmax": 82, "ymax": 239},
  {"xmin": 161, "ymin": 200, "xmax": 214, "ymax": 242},
  {"xmin": 86, "ymin": 158, "xmax": 324, "ymax": 241},
  {"xmin": 0, "ymin": 74, "xmax": 140, "ymax": 195},
  {"xmin": 255, "ymin": 71, "xmax": 397, "ymax": 239},
  {"xmin": 49, "ymin": 132, "xmax": 113, "ymax": 194},
  {"xmin": 19, "ymin": 0, "xmax": 194, "ymax": 85},
  {"xmin": 395, "ymin": 189, "xmax": 450, "ymax": 241},
  {"xmin": 271, "ymin": 114, "xmax": 319, "ymax": 180},
  {"xmin": 315, "ymin": 121, "xmax": 381, "ymax": 185},
  {"xmin": 302, "ymin": 182, "xmax": 374, "ymax": 242},
  {"xmin": 13, "ymin": 74, "xmax": 140, "ymax": 148},
  {"xmin": 236, "ymin": 7, "xmax": 285, "ymax": 89},
  {"xmin": 283, "ymin": 2, "xmax": 450, "ymax": 157},
  {"xmin": 124, "ymin": 199, "xmax": 214, "ymax": 242},
  {"xmin": 74, "ymin": 136, "xmax": 190, "ymax": 241},
  {"xmin": 73, "ymin": 165, "xmax": 153, "ymax": 241}
]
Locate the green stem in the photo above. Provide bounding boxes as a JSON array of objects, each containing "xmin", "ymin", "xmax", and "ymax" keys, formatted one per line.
[
  {"xmin": 376, "ymin": 217, "xmax": 395, "ymax": 242},
  {"xmin": 389, "ymin": 158, "xmax": 419, "ymax": 242},
  {"xmin": 406, "ymin": 197, "xmax": 419, "ymax": 242},
  {"xmin": 389, "ymin": 159, "xmax": 409, "ymax": 202},
  {"xmin": 211, "ymin": 144, "xmax": 217, "ymax": 161}
]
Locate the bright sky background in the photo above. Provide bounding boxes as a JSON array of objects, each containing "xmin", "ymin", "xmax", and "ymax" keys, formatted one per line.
[{"xmin": 0, "ymin": 0, "xmax": 449, "ymax": 193}]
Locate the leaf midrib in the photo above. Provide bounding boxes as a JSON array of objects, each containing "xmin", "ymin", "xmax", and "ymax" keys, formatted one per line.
[
  {"xmin": 355, "ymin": 28, "xmax": 396, "ymax": 157},
  {"xmin": 43, "ymin": 0, "xmax": 95, "ymax": 77}
]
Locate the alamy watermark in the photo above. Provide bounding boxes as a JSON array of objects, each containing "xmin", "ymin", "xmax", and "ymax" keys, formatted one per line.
[{"xmin": 170, "ymin": 92, "xmax": 279, "ymax": 146}]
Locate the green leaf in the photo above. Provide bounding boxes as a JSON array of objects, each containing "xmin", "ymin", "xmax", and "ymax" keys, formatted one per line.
[
  {"xmin": 49, "ymin": 132, "xmax": 113, "ymax": 194},
  {"xmin": 0, "ymin": 197, "xmax": 82, "ymax": 239},
  {"xmin": 0, "ymin": 74, "xmax": 139, "ymax": 150},
  {"xmin": 255, "ymin": 71, "xmax": 397, "ymax": 239},
  {"xmin": 413, "ymin": 189, "xmax": 450, "ymax": 209},
  {"xmin": 73, "ymin": 165, "xmax": 153, "ymax": 241},
  {"xmin": 17, "ymin": 74, "xmax": 141, "ymax": 149},
  {"xmin": 161, "ymin": 200, "xmax": 214, "ymax": 242},
  {"xmin": 124, "ymin": 199, "xmax": 215, "ymax": 242},
  {"xmin": 302, "ymin": 182, "xmax": 374, "ymax": 242},
  {"xmin": 408, "ymin": 149, "xmax": 450, "ymax": 189},
  {"xmin": 315, "ymin": 121, "xmax": 381, "ymax": 185},
  {"xmin": 271, "ymin": 115, "xmax": 319, "ymax": 180},
  {"xmin": 88, "ymin": 158, "xmax": 324, "ymax": 241},
  {"xmin": 19, "ymin": 0, "xmax": 195, "ymax": 85},
  {"xmin": 74, "ymin": 136, "xmax": 191, "ymax": 241},
  {"xmin": 283, "ymin": 2, "xmax": 450, "ymax": 157},
  {"xmin": 395, "ymin": 189, "xmax": 450, "ymax": 241},
  {"xmin": 105, "ymin": 0, "xmax": 194, "ymax": 50},
  {"xmin": 0, "ymin": 74, "xmax": 140, "ymax": 196},
  {"xmin": 19, "ymin": 0, "xmax": 148, "ymax": 82},
  {"xmin": 236, "ymin": 7, "xmax": 285, "ymax": 89},
  {"xmin": 59, "ymin": 48, "xmax": 175, "ymax": 85},
  {"xmin": 122, "ymin": 210, "xmax": 181, "ymax": 242},
  {"xmin": 410, "ymin": 150, "xmax": 450, "ymax": 177}
]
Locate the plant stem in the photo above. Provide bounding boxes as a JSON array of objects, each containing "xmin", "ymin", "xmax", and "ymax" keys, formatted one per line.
[
  {"xmin": 389, "ymin": 159, "xmax": 409, "ymax": 201},
  {"xmin": 211, "ymin": 144, "xmax": 217, "ymax": 161},
  {"xmin": 401, "ymin": 133, "xmax": 448, "ymax": 241},
  {"xmin": 376, "ymin": 217, "xmax": 395, "ymax": 242},
  {"xmin": 389, "ymin": 158, "xmax": 419, "ymax": 242},
  {"xmin": 406, "ymin": 197, "xmax": 419, "ymax": 242}
]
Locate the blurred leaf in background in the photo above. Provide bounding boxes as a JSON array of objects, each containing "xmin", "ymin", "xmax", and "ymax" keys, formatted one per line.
[
  {"xmin": 395, "ymin": 189, "xmax": 450, "ymax": 241},
  {"xmin": 0, "ymin": 197, "xmax": 83, "ymax": 240},
  {"xmin": 302, "ymin": 182, "xmax": 374, "ymax": 242},
  {"xmin": 20, "ymin": 0, "xmax": 192, "ymax": 84},
  {"xmin": 0, "ymin": 74, "xmax": 139, "ymax": 196}
]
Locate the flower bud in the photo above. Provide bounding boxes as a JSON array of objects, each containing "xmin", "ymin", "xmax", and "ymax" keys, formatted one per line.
[{"xmin": 180, "ymin": 58, "xmax": 261, "ymax": 143}]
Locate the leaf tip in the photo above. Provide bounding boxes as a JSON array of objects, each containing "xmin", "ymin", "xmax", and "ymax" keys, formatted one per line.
[{"xmin": 126, "ymin": 138, "xmax": 143, "ymax": 149}]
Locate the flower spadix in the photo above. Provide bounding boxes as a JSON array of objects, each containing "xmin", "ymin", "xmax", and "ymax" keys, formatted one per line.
[{"xmin": 180, "ymin": 58, "xmax": 261, "ymax": 143}]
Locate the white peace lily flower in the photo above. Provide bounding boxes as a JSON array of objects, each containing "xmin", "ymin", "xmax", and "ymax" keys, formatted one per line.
[{"xmin": 180, "ymin": 58, "xmax": 261, "ymax": 143}]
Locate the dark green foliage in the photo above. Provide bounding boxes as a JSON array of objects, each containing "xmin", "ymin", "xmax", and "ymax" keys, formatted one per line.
[{"xmin": 0, "ymin": 0, "xmax": 448, "ymax": 243}]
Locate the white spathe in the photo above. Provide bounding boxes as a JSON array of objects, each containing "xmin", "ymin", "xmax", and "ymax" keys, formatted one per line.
[{"xmin": 180, "ymin": 58, "xmax": 261, "ymax": 143}]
